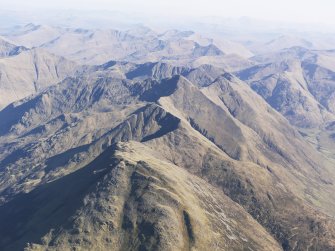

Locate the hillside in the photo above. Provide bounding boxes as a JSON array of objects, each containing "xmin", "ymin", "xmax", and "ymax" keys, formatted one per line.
[
  {"xmin": 0, "ymin": 48, "xmax": 78, "ymax": 109},
  {"xmin": 1, "ymin": 63, "xmax": 335, "ymax": 250}
]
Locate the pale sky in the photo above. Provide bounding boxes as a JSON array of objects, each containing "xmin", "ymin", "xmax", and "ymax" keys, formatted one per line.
[{"xmin": 1, "ymin": 0, "xmax": 335, "ymax": 25}]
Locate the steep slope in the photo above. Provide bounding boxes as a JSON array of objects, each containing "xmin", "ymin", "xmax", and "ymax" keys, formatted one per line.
[
  {"xmin": 86, "ymin": 61, "xmax": 228, "ymax": 89},
  {"xmin": 150, "ymin": 75, "xmax": 335, "ymax": 209},
  {"xmin": 303, "ymin": 56, "xmax": 335, "ymax": 114},
  {"xmin": 0, "ymin": 36, "xmax": 27, "ymax": 57},
  {"xmin": 5, "ymin": 23, "xmax": 63, "ymax": 48},
  {"xmin": 1, "ymin": 66, "xmax": 335, "ymax": 250},
  {"xmin": 237, "ymin": 51, "xmax": 335, "ymax": 128},
  {"xmin": 144, "ymin": 115, "xmax": 335, "ymax": 251},
  {"xmin": 237, "ymin": 47, "xmax": 335, "ymax": 162},
  {"xmin": 96, "ymin": 60, "xmax": 230, "ymax": 88},
  {"xmin": 138, "ymin": 76, "xmax": 335, "ymax": 250},
  {"xmin": 0, "ymin": 75, "xmax": 159, "ymax": 201},
  {"xmin": 0, "ymin": 48, "xmax": 78, "ymax": 109},
  {"xmin": 0, "ymin": 141, "xmax": 281, "ymax": 251}
]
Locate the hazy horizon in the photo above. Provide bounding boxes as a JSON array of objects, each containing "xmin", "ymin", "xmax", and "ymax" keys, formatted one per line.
[{"xmin": 1, "ymin": 0, "xmax": 335, "ymax": 26}]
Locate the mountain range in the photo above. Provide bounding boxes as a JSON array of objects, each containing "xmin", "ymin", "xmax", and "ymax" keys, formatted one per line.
[{"xmin": 0, "ymin": 23, "xmax": 335, "ymax": 251}]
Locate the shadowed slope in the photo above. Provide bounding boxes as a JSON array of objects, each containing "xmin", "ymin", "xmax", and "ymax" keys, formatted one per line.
[{"xmin": 0, "ymin": 141, "xmax": 281, "ymax": 251}]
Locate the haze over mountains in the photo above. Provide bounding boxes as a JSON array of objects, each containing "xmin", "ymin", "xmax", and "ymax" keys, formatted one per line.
[
  {"xmin": 1, "ymin": 13, "xmax": 335, "ymax": 251},
  {"xmin": 5, "ymin": 24, "xmax": 253, "ymax": 66}
]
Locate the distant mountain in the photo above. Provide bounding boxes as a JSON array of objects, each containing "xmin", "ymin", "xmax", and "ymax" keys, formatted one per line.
[
  {"xmin": 237, "ymin": 47, "xmax": 335, "ymax": 128},
  {"xmin": 0, "ymin": 48, "xmax": 78, "ymax": 109},
  {"xmin": 2, "ymin": 24, "xmax": 253, "ymax": 70},
  {"xmin": 145, "ymin": 28, "xmax": 254, "ymax": 58},
  {"xmin": 0, "ymin": 36, "xmax": 27, "ymax": 57},
  {"xmin": 237, "ymin": 46, "xmax": 335, "ymax": 162},
  {"xmin": 246, "ymin": 35, "xmax": 314, "ymax": 54},
  {"xmin": 5, "ymin": 23, "xmax": 63, "ymax": 48}
]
